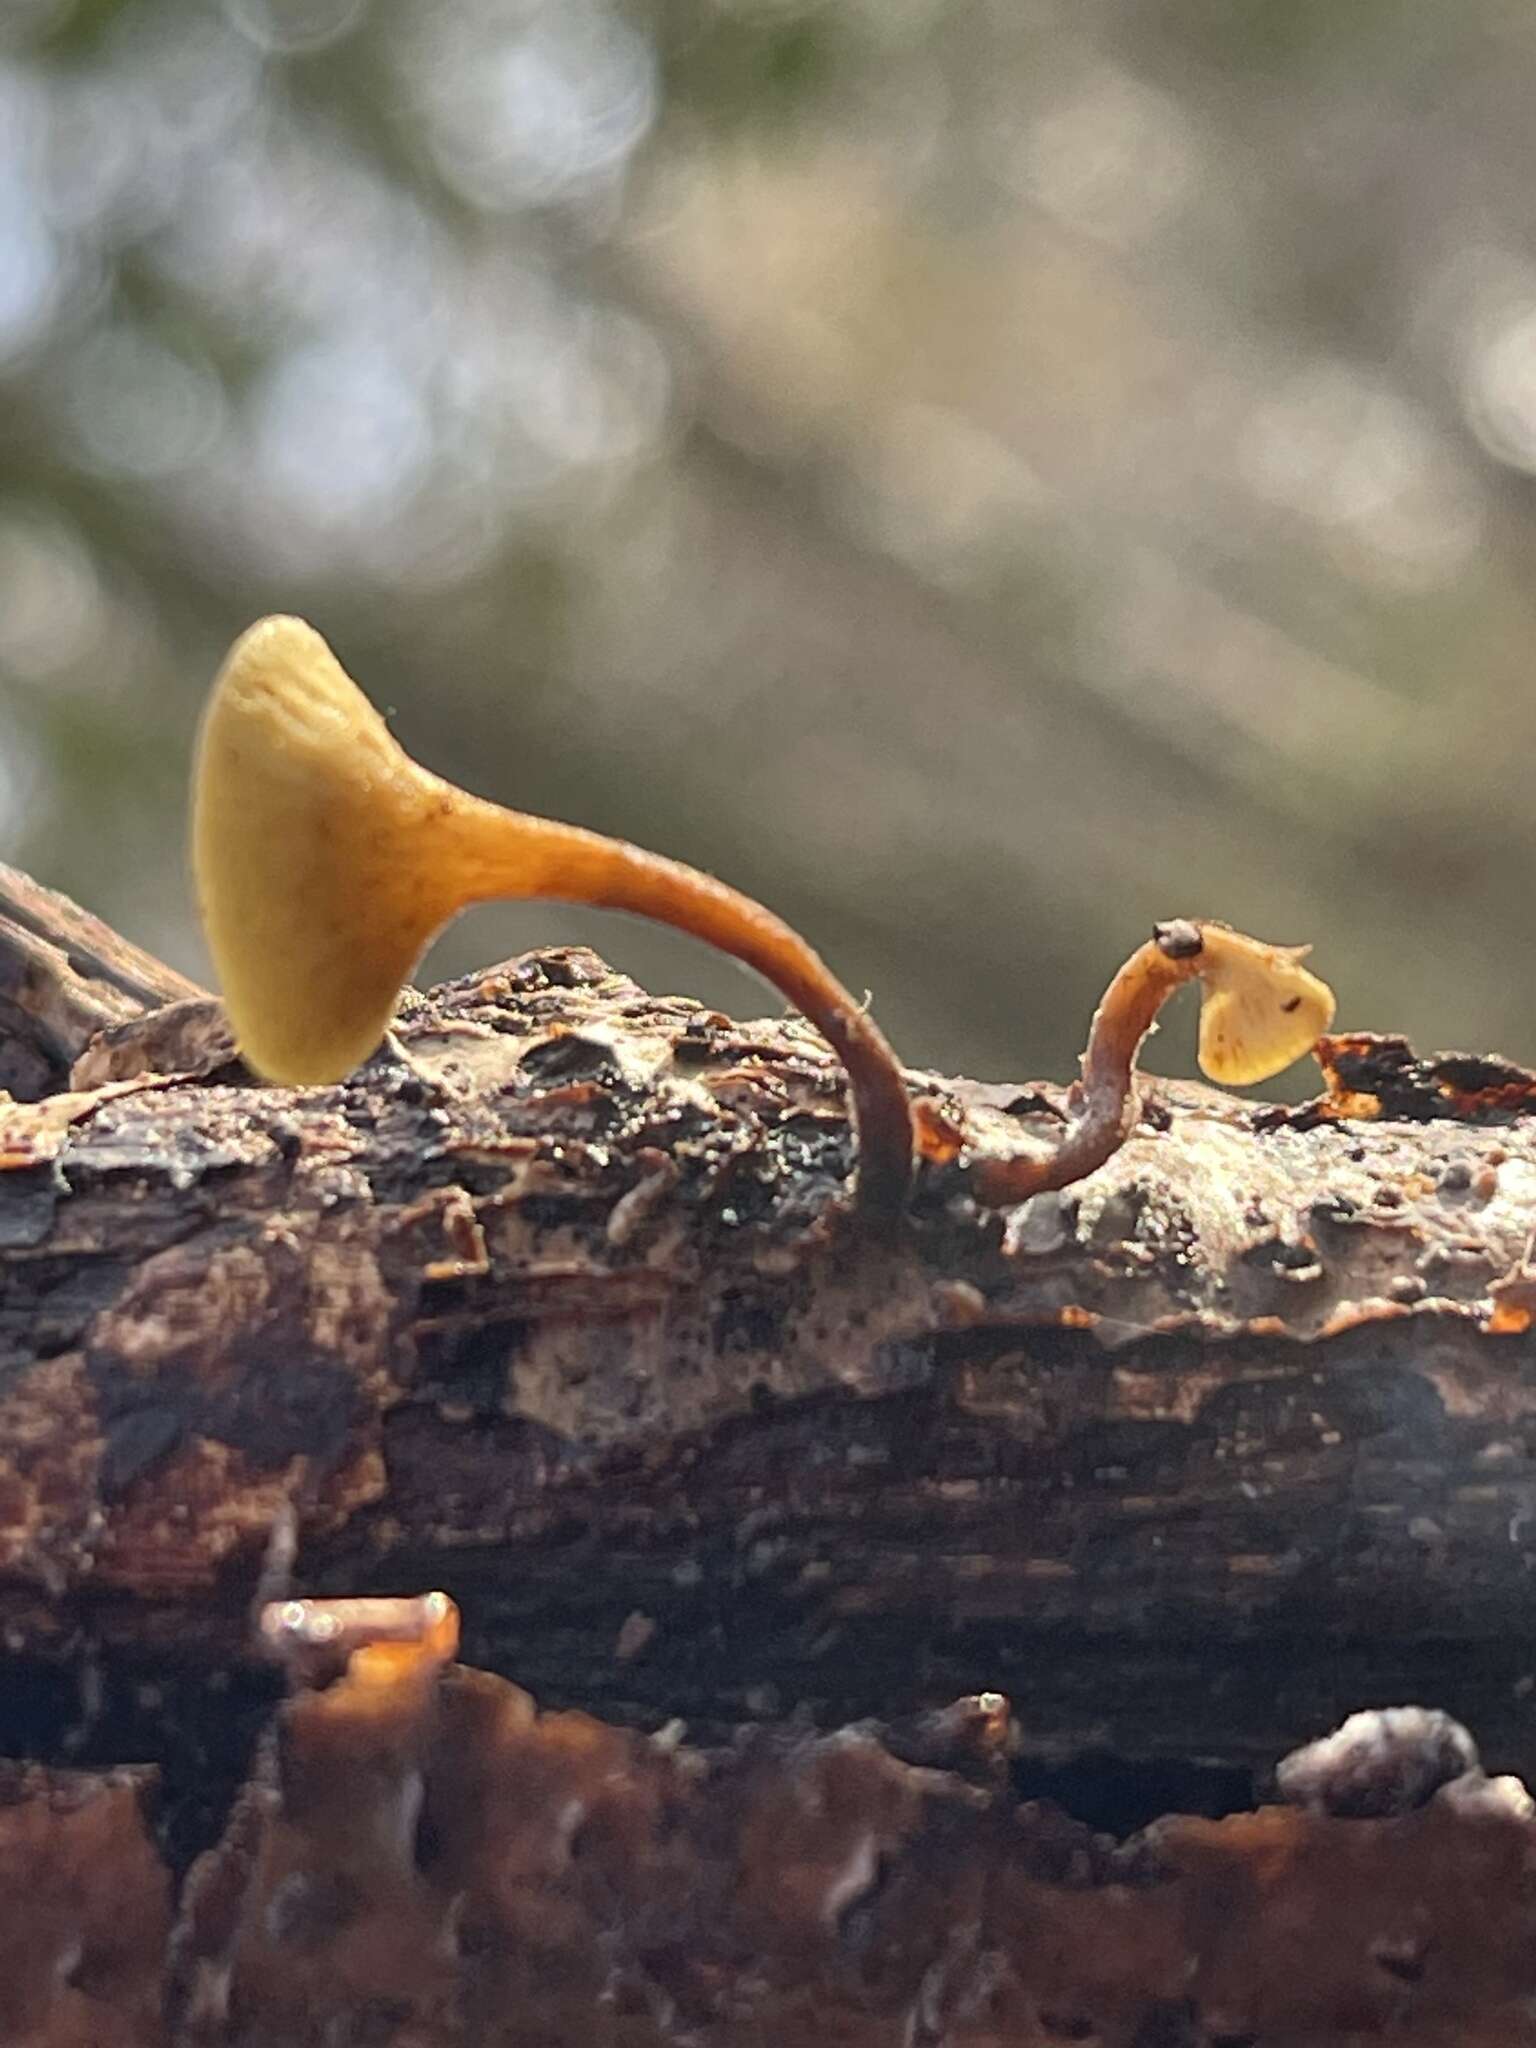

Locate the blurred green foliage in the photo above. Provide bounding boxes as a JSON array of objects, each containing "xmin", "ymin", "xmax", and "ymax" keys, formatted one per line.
[{"xmin": 4, "ymin": 0, "xmax": 1536, "ymax": 1093}]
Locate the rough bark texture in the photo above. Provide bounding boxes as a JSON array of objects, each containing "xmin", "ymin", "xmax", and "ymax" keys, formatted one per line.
[
  {"xmin": 10, "ymin": 1659, "xmax": 1536, "ymax": 2048},
  {"xmin": 8, "ymin": 939, "xmax": 1536, "ymax": 1763},
  {"xmin": 7, "ymin": 872, "xmax": 1536, "ymax": 2043},
  {"xmin": 0, "ymin": 861, "xmax": 207, "ymax": 1101}
]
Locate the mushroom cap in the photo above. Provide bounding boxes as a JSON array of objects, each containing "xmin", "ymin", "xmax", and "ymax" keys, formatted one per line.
[
  {"xmin": 1195, "ymin": 926, "xmax": 1336, "ymax": 1087},
  {"xmin": 191, "ymin": 618, "xmax": 916, "ymax": 1221},
  {"xmin": 192, "ymin": 615, "xmax": 464, "ymax": 1084}
]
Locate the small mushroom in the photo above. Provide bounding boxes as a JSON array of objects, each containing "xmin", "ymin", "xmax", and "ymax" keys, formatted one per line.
[
  {"xmin": 192, "ymin": 616, "xmax": 913, "ymax": 1219},
  {"xmin": 973, "ymin": 918, "xmax": 1335, "ymax": 1207},
  {"xmin": 1194, "ymin": 923, "xmax": 1336, "ymax": 1087},
  {"xmin": 259, "ymin": 1591, "xmax": 460, "ymax": 1691}
]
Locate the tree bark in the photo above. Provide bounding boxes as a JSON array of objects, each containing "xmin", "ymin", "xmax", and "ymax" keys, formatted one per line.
[
  {"xmin": 7, "ymin": 870, "xmax": 1536, "ymax": 2043},
  {"xmin": 0, "ymin": 861, "xmax": 207, "ymax": 1101}
]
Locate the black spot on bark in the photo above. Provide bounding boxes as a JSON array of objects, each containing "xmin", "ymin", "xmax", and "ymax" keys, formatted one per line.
[{"xmin": 98, "ymin": 1403, "xmax": 186, "ymax": 1500}]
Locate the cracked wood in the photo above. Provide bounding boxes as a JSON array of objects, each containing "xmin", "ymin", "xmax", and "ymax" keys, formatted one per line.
[{"xmin": 4, "ymin": 915, "xmax": 1536, "ymax": 1768}]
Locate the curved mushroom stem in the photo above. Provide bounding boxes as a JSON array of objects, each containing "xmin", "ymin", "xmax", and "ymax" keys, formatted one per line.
[
  {"xmin": 431, "ymin": 789, "xmax": 915, "ymax": 1223},
  {"xmin": 971, "ymin": 919, "xmax": 1334, "ymax": 1209},
  {"xmin": 192, "ymin": 616, "xmax": 914, "ymax": 1225}
]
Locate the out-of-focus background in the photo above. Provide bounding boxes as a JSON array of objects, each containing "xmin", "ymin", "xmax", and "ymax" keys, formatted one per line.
[{"xmin": 3, "ymin": 0, "xmax": 1535, "ymax": 1090}]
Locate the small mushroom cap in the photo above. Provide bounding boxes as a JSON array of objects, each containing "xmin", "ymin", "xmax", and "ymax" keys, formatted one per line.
[
  {"xmin": 192, "ymin": 615, "xmax": 467, "ymax": 1084},
  {"xmin": 1195, "ymin": 926, "xmax": 1336, "ymax": 1087}
]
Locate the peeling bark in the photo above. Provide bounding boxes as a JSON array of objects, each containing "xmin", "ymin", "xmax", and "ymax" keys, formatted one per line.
[
  {"xmin": 165, "ymin": 1653, "xmax": 1536, "ymax": 2048},
  {"xmin": 0, "ymin": 1760, "xmax": 171, "ymax": 2045},
  {"xmin": 15, "ymin": 1657, "xmax": 1536, "ymax": 2048},
  {"xmin": 0, "ymin": 862, "xmax": 207, "ymax": 1101}
]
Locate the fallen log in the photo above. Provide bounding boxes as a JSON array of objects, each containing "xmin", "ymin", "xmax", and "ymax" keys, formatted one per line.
[{"xmin": 5, "ymin": 869, "xmax": 1536, "ymax": 2041}]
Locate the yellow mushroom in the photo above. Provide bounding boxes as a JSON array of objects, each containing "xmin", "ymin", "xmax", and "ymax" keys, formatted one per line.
[
  {"xmin": 1192, "ymin": 924, "xmax": 1336, "ymax": 1088},
  {"xmin": 192, "ymin": 616, "xmax": 914, "ymax": 1221},
  {"xmin": 972, "ymin": 918, "xmax": 1335, "ymax": 1207}
]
